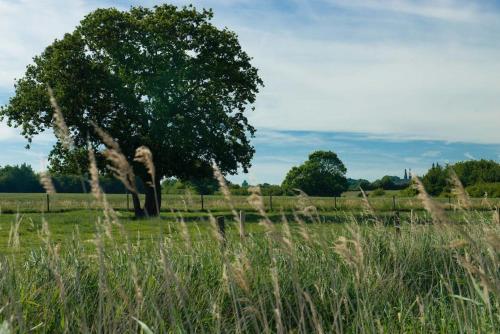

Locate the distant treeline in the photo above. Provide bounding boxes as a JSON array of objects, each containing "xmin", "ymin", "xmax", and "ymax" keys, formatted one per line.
[
  {"xmin": 420, "ymin": 160, "xmax": 500, "ymax": 197},
  {"xmin": 0, "ymin": 164, "xmax": 139, "ymax": 194},
  {"xmin": 1, "ymin": 159, "xmax": 499, "ymax": 197},
  {"xmin": 347, "ymin": 175, "xmax": 410, "ymax": 192}
]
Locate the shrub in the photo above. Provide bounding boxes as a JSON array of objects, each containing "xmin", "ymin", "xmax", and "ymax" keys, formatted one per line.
[{"xmin": 466, "ymin": 182, "xmax": 500, "ymax": 198}]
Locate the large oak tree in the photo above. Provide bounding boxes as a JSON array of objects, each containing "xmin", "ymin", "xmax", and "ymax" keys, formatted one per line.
[{"xmin": 0, "ymin": 5, "xmax": 263, "ymax": 216}]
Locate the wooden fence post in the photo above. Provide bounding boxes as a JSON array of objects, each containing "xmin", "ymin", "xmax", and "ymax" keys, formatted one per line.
[
  {"xmin": 201, "ymin": 194, "xmax": 204, "ymax": 211},
  {"xmin": 46, "ymin": 193, "xmax": 50, "ymax": 213},
  {"xmin": 392, "ymin": 196, "xmax": 396, "ymax": 211},
  {"xmin": 269, "ymin": 195, "xmax": 273, "ymax": 211},
  {"xmin": 239, "ymin": 210, "xmax": 245, "ymax": 239},
  {"xmin": 334, "ymin": 196, "xmax": 337, "ymax": 210}
]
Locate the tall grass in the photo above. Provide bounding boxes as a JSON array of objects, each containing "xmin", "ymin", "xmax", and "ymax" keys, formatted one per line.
[{"xmin": 0, "ymin": 207, "xmax": 499, "ymax": 333}]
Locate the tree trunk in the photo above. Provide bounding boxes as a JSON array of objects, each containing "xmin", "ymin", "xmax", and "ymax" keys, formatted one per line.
[
  {"xmin": 144, "ymin": 178, "xmax": 161, "ymax": 217},
  {"xmin": 131, "ymin": 192, "xmax": 145, "ymax": 217}
]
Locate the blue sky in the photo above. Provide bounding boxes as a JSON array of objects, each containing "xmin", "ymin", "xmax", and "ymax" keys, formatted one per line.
[{"xmin": 1, "ymin": 0, "xmax": 499, "ymax": 183}]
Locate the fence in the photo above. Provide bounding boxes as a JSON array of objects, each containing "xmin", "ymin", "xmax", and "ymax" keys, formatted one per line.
[{"xmin": 0, "ymin": 193, "xmax": 498, "ymax": 214}]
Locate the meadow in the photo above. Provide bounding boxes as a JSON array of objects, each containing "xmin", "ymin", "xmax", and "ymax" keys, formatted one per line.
[
  {"xmin": 0, "ymin": 191, "xmax": 497, "ymax": 214},
  {"xmin": 0, "ymin": 189, "xmax": 499, "ymax": 333}
]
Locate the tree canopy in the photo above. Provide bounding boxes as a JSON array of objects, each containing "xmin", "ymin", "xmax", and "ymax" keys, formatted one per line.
[
  {"xmin": 0, "ymin": 164, "xmax": 42, "ymax": 193},
  {"xmin": 420, "ymin": 160, "xmax": 500, "ymax": 196},
  {"xmin": 282, "ymin": 150, "xmax": 348, "ymax": 196},
  {"xmin": 0, "ymin": 4, "xmax": 263, "ymax": 216}
]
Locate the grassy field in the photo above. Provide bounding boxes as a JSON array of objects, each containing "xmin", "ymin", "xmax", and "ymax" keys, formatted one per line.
[
  {"xmin": 0, "ymin": 192, "xmax": 498, "ymax": 213},
  {"xmin": 1, "ymin": 191, "xmax": 499, "ymax": 333}
]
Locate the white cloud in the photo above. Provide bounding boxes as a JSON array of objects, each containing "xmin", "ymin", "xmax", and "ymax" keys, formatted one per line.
[
  {"xmin": 1, "ymin": 0, "xmax": 500, "ymax": 147},
  {"xmin": 0, "ymin": 1, "xmax": 94, "ymax": 89},
  {"xmin": 234, "ymin": 10, "xmax": 500, "ymax": 144},
  {"xmin": 327, "ymin": 0, "xmax": 486, "ymax": 22}
]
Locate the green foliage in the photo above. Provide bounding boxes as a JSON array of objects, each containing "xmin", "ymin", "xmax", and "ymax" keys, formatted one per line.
[
  {"xmin": 0, "ymin": 164, "xmax": 138, "ymax": 194},
  {"xmin": 259, "ymin": 183, "xmax": 285, "ymax": 196},
  {"xmin": 466, "ymin": 182, "xmax": 500, "ymax": 198},
  {"xmin": 422, "ymin": 163, "xmax": 450, "ymax": 196},
  {"xmin": 162, "ymin": 177, "xmax": 219, "ymax": 195},
  {"xmin": 399, "ymin": 186, "xmax": 418, "ymax": 197},
  {"xmin": 0, "ymin": 4, "xmax": 263, "ymax": 212},
  {"xmin": 421, "ymin": 160, "xmax": 500, "ymax": 196},
  {"xmin": 453, "ymin": 160, "xmax": 500, "ymax": 186},
  {"xmin": 0, "ymin": 164, "xmax": 42, "ymax": 193},
  {"xmin": 282, "ymin": 150, "xmax": 348, "ymax": 196},
  {"xmin": 348, "ymin": 178, "xmax": 372, "ymax": 191},
  {"xmin": 371, "ymin": 175, "xmax": 409, "ymax": 190}
]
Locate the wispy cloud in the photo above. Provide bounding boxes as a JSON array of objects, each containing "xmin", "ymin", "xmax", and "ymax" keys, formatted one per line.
[
  {"xmin": 422, "ymin": 150, "xmax": 441, "ymax": 158},
  {"xmin": 328, "ymin": 0, "xmax": 487, "ymax": 22},
  {"xmin": 464, "ymin": 152, "xmax": 475, "ymax": 160}
]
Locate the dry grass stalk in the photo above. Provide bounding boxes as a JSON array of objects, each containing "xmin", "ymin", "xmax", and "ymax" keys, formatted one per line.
[
  {"xmin": 40, "ymin": 170, "xmax": 56, "ymax": 195},
  {"xmin": 90, "ymin": 121, "xmax": 120, "ymax": 151},
  {"xmin": 247, "ymin": 186, "xmax": 273, "ymax": 231},
  {"xmin": 47, "ymin": 86, "xmax": 73, "ymax": 150},
  {"xmin": 103, "ymin": 150, "xmax": 137, "ymax": 194},
  {"xmin": 212, "ymin": 163, "xmax": 241, "ymax": 227},
  {"xmin": 334, "ymin": 228, "xmax": 364, "ymax": 282},
  {"xmin": 448, "ymin": 168, "xmax": 471, "ymax": 209},
  {"xmin": 88, "ymin": 147, "xmax": 102, "ymax": 201},
  {"xmin": 8, "ymin": 214, "xmax": 22, "ymax": 249},
  {"xmin": 92, "ymin": 123, "xmax": 137, "ymax": 194},
  {"xmin": 134, "ymin": 146, "xmax": 156, "ymax": 185},
  {"xmin": 458, "ymin": 253, "xmax": 498, "ymax": 305},
  {"xmin": 88, "ymin": 146, "xmax": 116, "ymax": 238},
  {"xmin": 208, "ymin": 213, "xmax": 225, "ymax": 245},
  {"xmin": 179, "ymin": 216, "xmax": 192, "ymax": 251},
  {"xmin": 270, "ymin": 260, "xmax": 284, "ymax": 334},
  {"xmin": 412, "ymin": 175, "xmax": 449, "ymax": 224},
  {"xmin": 292, "ymin": 211, "xmax": 314, "ymax": 244},
  {"xmin": 303, "ymin": 291, "xmax": 324, "ymax": 334},
  {"xmin": 359, "ymin": 187, "xmax": 382, "ymax": 224},
  {"xmin": 493, "ymin": 208, "xmax": 500, "ymax": 225},
  {"xmin": 294, "ymin": 189, "xmax": 322, "ymax": 224},
  {"xmin": 39, "ymin": 218, "xmax": 66, "ymax": 303},
  {"xmin": 229, "ymin": 253, "xmax": 251, "ymax": 294},
  {"xmin": 280, "ymin": 214, "xmax": 293, "ymax": 253}
]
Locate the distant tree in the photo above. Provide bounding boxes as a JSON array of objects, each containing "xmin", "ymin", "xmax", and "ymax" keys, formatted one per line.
[
  {"xmin": 348, "ymin": 178, "xmax": 372, "ymax": 191},
  {"xmin": 0, "ymin": 164, "xmax": 42, "ymax": 193},
  {"xmin": 282, "ymin": 151, "xmax": 348, "ymax": 196},
  {"xmin": 404, "ymin": 169, "xmax": 408, "ymax": 180},
  {"xmin": 452, "ymin": 160, "xmax": 500, "ymax": 186},
  {"xmin": 422, "ymin": 163, "xmax": 449, "ymax": 196},
  {"xmin": 188, "ymin": 177, "xmax": 219, "ymax": 195},
  {"xmin": 242, "ymin": 180, "xmax": 249, "ymax": 188},
  {"xmin": 370, "ymin": 175, "xmax": 408, "ymax": 190},
  {"xmin": 420, "ymin": 159, "xmax": 499, "ymax": 196},
  {"xmin": 259, "ymin": 183, "xmax": 284, "ymax": 196},
  {"xmin": 0, "ymin": 4, "xmax": 263, "ymax": 217}
]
